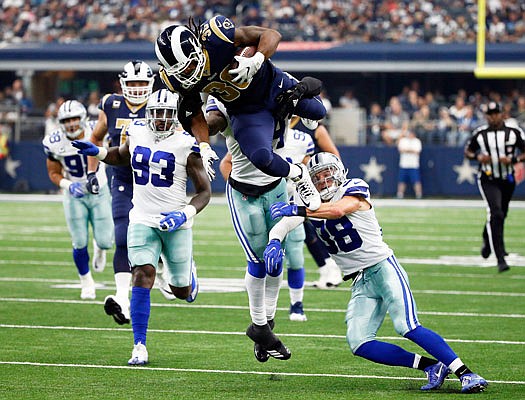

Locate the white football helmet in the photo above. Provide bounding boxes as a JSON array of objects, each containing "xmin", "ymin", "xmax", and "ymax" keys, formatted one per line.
[
  {"xmin": 58, "ymin": 100, "xmax": 87, "ymax": 139},
  {"xmin": 307, "ymin": 152, "xmax": 348, "ymax": 201},
  {"xmin": 146, "ymin": 89, "xmax": 180, "ymax": 141},
  {"xmin": 155, "ymin": 25, "xmax": 206, "ymax": 89},
  {"xmin": 119, "ymin": 60, "xmax": 154, "ymax": 105}
]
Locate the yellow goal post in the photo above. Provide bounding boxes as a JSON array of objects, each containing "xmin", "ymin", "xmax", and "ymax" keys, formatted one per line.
[{"xmin": 474, "ymin": 0, "xmax": 525, "ymax": 79}]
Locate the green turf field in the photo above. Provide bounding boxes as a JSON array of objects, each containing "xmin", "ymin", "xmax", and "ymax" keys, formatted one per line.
[{"xmin": 0, "ymin": 198, "xmax": 524, "ymax": 399}]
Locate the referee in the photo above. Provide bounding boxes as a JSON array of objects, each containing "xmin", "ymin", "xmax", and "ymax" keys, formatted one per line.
[{"xmin": 464, "ymin": 102, "xmax": 525, "ymax": 272}]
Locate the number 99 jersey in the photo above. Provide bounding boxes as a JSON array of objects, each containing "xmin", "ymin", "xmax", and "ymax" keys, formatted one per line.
[
  {"xmin": 126, "ymin": 119, "xmax": 200, "ymax": 228},
  {"xmin": 306, "ymin": 178, "xmax": 393, "ymax": 276}
]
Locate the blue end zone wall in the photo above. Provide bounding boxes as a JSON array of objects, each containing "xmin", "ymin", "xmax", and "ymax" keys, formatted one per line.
[{"xmin": 2, "ymin": 141, "xmax": 524, "ymax": 198}]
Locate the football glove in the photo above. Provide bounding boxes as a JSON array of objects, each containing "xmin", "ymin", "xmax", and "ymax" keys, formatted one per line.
[
  {"xmin": 159, "ymin": 210, "xmax": 187, "ymax": 232},
  {"xmin": 86, "ymin": 172, "xmax": 99, "ymax": 195},
  {"xmin": 264, "ymin": 239, "xmax": 284, "ymax": 276},
  {"xmin": 228, "ymin": 52, "xmax": 265, "ymax": 85},
  {"xmin": 274, "ymin": 77, "xmax": 323, "ymax": 121},
  {"xmin": 199, "ymin": 142, "xmax": 218, "ymax": 181},
  {"xmin": 69, "ymin": 182, "xmax": 85, "ymax": 198},
  {"xmin": 71, "ymin": 140, "xmax": 100, "ymax": 156},
  {"xmin": 270, "ymin": 202, "xmax": 306, "ymax": 220}
]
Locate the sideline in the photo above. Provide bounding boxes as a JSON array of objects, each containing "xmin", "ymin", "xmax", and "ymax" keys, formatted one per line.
[{"xmin": 2, "ymin": 193, "xmax": 525, "ymax": 208}]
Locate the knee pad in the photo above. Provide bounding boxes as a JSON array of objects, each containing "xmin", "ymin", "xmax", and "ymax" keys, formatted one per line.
[{"xmin": 249, "ymin": 148, "xmax": 273, "ymax": 170}]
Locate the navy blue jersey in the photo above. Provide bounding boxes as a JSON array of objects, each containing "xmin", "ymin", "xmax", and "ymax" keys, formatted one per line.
[
  {"xmin": 160, "ymin": 15, "xmax": 277, "ymax": 114},
  {"xmin": 99, "ymin": 93, "xmax": 147, "ymax": 183}
]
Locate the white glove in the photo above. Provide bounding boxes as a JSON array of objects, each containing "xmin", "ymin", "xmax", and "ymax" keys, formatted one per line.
[
  {"xmin": 228, "ymin": 52, "xmax": 265, "ymax": 85},
  {"xmin": 199, "ymin": 142, "xmax": 218, "ymax": 181}
]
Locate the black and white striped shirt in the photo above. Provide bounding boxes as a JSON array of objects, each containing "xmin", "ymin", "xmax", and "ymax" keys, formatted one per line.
[{"xmin": 466, "ymin": 123, "xmax": 525, "ymax": 179}]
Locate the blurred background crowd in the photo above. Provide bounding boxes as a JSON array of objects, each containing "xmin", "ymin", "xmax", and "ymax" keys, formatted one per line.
[{"xmin": 2, "ymin": 0, "xmax": 525, "ymax": 44}]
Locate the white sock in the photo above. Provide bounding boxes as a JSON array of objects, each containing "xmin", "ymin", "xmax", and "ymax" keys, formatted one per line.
[
  {"xmin": 245, "ymin": 271, "xmax": 267, "ymax": 326},
  {"xmin": 115, "ymin": 272, "xmax": 131, "ymax": 300},
  {"xmin": 264, "ymin": 273, "xmax": 283, "ymax": 321},
  {"xmin": 289, "ymin": 287, "xmax": 303, "ymax": 305},
  {"xmin": 323, "ymin": 257, "xmax": 337, "ymax": 269},
  {"xmin": 79, "ymin": 271, "xmax": 94, "ymax": 283},
  {"xmin": 287, "ymin": 163, "xmax": 302, "ymax": 179}
]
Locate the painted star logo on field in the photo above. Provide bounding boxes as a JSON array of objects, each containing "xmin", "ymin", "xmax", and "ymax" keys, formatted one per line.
[
  {"xmin": 453, "ymin": 159, "xmax": 478, "ymax": 184},
  {"xmin": 359, "ymin": 156, "xmax": 386, "ymax": 183}
]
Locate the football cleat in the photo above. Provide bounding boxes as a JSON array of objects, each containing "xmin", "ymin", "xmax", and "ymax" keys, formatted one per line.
[
  {"xmin": 79, "ymin": 274, "xmax": 96, "ymax": 300},
  {"xmin": 92, "ymin": 239, "xmax": 106, "ymax": 273},
  {"xmin": 156, "ymin": 260, "xmax": 176, "ymax": 301},
  {"xmin": 497, "ymin": 260, "xmax": 510, "ymax": 273},
  {"xmin": 128, "ymin": 342, "xmax": 148, "ymax": 365},
  {"xmin": 313, "ymin": 259, "xmax": 343, "ymax": 289},
  {"xmin": 460, "ymin": 373, "xmax": 488, "ymax": 393},
  {"xmin": 289, "ymin": 301, "xmax": 307, "ymax": 322},
  {"xmin": 104, "ymin": 295, "xmax": 130, "ymax": 325},
  {"xmin": 420, "ymin": 362, "xmax": 450, "ymax": 391},
  {"xmin": 246, "ymin": 322, "xmax": 291, "ymax": 361},
  {"xmin": 292, "ymin": 163, "xmax": 321, "ymax": 211},
  {"xmin": 185, "ymin": 260, "xmax": 199, "ymax": 303}
]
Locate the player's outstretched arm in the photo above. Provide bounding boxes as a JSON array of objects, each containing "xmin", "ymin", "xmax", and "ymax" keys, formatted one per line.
[{"xmin": 72, "ymin": 139, "xmax": 130, "ymax": 166}]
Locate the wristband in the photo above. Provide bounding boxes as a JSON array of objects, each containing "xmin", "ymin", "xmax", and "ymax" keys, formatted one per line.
[
  {"xmin": 182, "ymin": 204, "xmax": 197, "ymax": 220},
  {"xmin": 96, "ymin": 147, "xmax": 108, "ymax": 160},
  {"xmin": 59, "ymin": 178, "xmax": 72, "ymax": 190},
  {"xmin": 296, "ymin": 206, "xmax": 307, "ymax": 217}
]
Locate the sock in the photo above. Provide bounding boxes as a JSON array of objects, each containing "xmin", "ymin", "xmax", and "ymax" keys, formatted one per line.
[
  {"xmin": 414, "ymin": 354, "xmax": 440, "ymax": 370},
  {"xmin": 289, "ymin": 287, "xmax": 303, "ymax": 305},
  {"xmin": 288, "ymin": 268, "xmax": 305, "ymax": 304},
  {"xmin": 404, "ymin": 326, "xmax": 458, "ymax": 366},
  {"xmin": 245, "ymin": 269, "xmax": 266, "ymax": 326},
  {"xmin": 130, "ymin": 286, "xmax": 151, "ymax": 345},
  {"xmin": 115, "ymin": 272, "xmax": 132, "ymax": 300},
  {"xmin": 449, "ymin": 358, "xmax": 473, "ymax": 378},
  {"xmin": 264, "ymin": 273, "xmax": 283, "ymax": 321},
  {"xmin": 73, "ymin": 247, "xmax": 89, "ymax": 276},
  {"xmin": 354, "ymin": 340, "xmax": 418, "ymax": 368},
  {"xmin": 287, "ymin": 163, "xmax": 302, "ymax": 179}
]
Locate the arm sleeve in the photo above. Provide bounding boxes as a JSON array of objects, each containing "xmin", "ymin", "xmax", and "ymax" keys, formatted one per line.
[{"xmin": 268, "ymin": 216, "xmax": 304, "ymax": 242}]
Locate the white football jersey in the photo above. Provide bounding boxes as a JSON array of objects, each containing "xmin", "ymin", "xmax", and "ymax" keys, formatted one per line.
[
  {"xmin": 305, "ymin": 178, "xmax": 393, "ymax": 275},
  {"xmin": 126, "ymin": 119, "xmax": 199, "ymax": 228},
  {"xmin": 275, "ymin": 128, "xmax": 314, "ymax": 197},
  {"xmin": 42, "ymin": 121, "xmax": 108, "ymax": 189}
]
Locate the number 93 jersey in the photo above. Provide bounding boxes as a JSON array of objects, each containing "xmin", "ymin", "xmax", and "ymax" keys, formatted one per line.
[
  {"xmin": 126, "ymin": 119, "xmax": 200, "ymax": 228},
  {"xmin": 307, "ymin": 178, "xmax": 393, "ymax": 275}
]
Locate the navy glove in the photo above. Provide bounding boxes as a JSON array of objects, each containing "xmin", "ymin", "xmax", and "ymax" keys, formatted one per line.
[
  {"xmin": 270, "ymin": 202, "xmax": 306, "ymax": 220},
  {"xmin": 86, "ymin": 172, "xmax": 99, "ymax": 195},
  {"xmin": 72, "ymin": 140, "xmax": 100, "ymax": 156},
  {"xmin": 159, "ymin": 210, "xmax": 187, "ymax": 232},
  {"xmin": 263, "ymin": 239, "xmax": 284, "ymax": 275},
  {"xmin": 69, "ymin": 182, "xmax": 85, "ymax": 198},
  {"xmin": 274, "ymin": 77, "xmax": 322, "ymax": 120}
]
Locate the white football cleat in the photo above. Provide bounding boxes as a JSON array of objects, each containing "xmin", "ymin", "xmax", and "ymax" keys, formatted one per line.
[
  {"xmin": 292, "ymin": 163, "xmax": 321, "ymax": 211},
  {"xmin": 104, "ymin": 295, "xmax": 130, "ymax": 325},
  {"xmin": 79, "ymin": 273, "xmax": 96, "ymax": 300},
  {"xmin": 186, "ymin": 260, "xmax": 199, "ymax": 303},
  {"xmin": 156, "ymin": 258, "xmax": 176, "ymax": 301},
  {"xmin": 128, "ymin": 342, "xmax": 148, "ymax": 365},
  {"xmin": 300, "ymin": 117, "xmax": 319, "ymax": 130},
  {"xmin": 92, "ymin": 239, "xmax": 106, "ymax": 273},
  {"xmin": 313, "ymin": 259, "xmax": 342, "ymax": 289},
  {"xmin": 289, "ymin": 302, "xmax": 307, "ymax": 322}
]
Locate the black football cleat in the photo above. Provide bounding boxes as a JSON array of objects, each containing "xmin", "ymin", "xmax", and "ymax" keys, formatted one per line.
[{"xmin": 254, "ymin": 343, "xmax": 270, "ymax": 363}]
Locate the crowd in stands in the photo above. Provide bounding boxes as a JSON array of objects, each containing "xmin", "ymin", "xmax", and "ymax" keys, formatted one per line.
[{"xmin": 1, "ymin": 0, "xmax": 525, "ymax": 44}]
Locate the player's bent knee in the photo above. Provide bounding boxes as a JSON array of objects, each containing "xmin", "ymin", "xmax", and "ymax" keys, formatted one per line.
[
  {"xmin": 170, "ymin": 285, "xmax": 191, "ymax": 300},
  {"xmin": 249, "ymin": 148, "xmax": 273, "ymax": 169}
]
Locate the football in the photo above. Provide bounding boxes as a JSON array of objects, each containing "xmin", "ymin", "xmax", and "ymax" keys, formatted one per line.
[{"xmin": 230, "ymin": 46, "xmax": 257, "ymax": 69}]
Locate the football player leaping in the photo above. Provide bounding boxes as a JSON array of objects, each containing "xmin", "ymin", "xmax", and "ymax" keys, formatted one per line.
[
  {"xmin": 73, "ymin": 89, "xmax": 211, "ymax": 366},
  {"xmin": 265, "ymin": 153, "xmax": 488, "ymax": 394},
  {"xmin": 43, "ymin": 100, "xmax": 113, "ymax": 300},
  {"xmin": 155, "ymin": 15, "xmax": 325, "ymax": 211}
]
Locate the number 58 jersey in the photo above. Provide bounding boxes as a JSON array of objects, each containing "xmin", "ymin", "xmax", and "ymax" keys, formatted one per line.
[
  {"xmin": 306, "ymin": 178, "xmax": 393, "ymax": 275},
  {"xmin": 126, "ymin": 120, "xmax": 200, "ymax": 228}
]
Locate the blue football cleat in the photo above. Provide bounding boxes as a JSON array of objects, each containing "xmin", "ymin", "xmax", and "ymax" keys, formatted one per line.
[
  {"xmin": 421, "ymin": 362, "xmax": 450, "ymax": 390},
  {"xmin": 460, "ymin": 373, "xmax": 488, "ymax": 393},
  {"xmin": 186, "ymin": 260, "xmax": 199, "ymax": 303}
]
